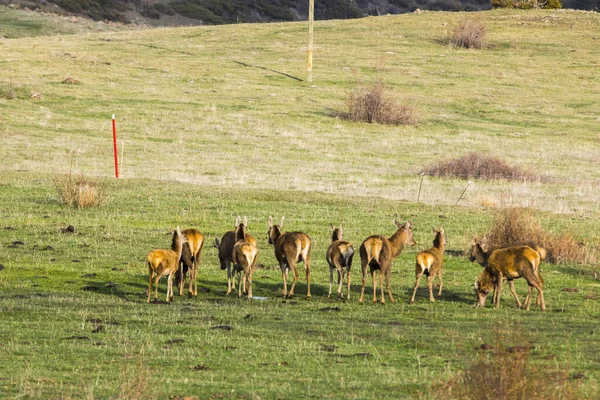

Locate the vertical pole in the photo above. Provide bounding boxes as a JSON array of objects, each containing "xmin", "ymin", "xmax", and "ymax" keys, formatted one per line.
[
  {"xmin": 112, "ymin": 114, "xmax": 119, "ymax": 179},
  {"xmin": 417, "ymin": 172, "xmax": 424, "ymax": 203},
  {"xmin": 307, "ymin": 0, "xmax": 314, "ymax": 83}
]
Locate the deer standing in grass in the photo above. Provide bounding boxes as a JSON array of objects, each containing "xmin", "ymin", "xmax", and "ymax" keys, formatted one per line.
[
  {"xmin": 359, "ymin": 220, "xmax": 416, "ymax": 304},
  {"xmin": 175, "ymin": 228, "xmax": 205, "ymax": 297},
  {"xmin": 215, "ymin": 216, "xmax": 257, "ymax": 295},
  {"xmin": 268, "ymin": 216, "xmax": 312, "ymax": 299},
  {"xmin": 469, "ymin": 238, "xmax": 545, "ymax": 310},
  {"xmin": 326, "ymin": 224, "xmax": 354, "ymax": 300},
  {"xmin": 232, "ymin": 216, "xmax": 258, "ymax": 300},
  {"xmin": 147, "ymin": 227, "xmax": 187, "ymax": 303},
  {"xmin": 478, "ymin": 236, "xmax": 546, "ymax": 307},
  {"xmin": 410, "ymin": 226, "xmax": 446, "ymax": 304}
]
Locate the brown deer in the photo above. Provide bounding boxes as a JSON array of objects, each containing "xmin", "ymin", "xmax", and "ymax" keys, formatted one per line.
[
  {"xmin": 267, "ymin": 216, "xmax": 312, "ymax": 299},
  {"xmin": 175, "ymin": 228, "xmax": 205, "ymax": 297},
  {"xmin": 478, "ymin": 236, "xmax": 546, "ymax": 306},
  {"xmin": 147, "ymin": 227, "xmax": 187, "ymax": 303},
  {"xmin": 215, "ymin": 216, "xmax": 257, "ymax": 295},
  {"xmin": 410, "ymin": 226, "xmax": 446, "ymax": 304},
  {"xmin": 232, "ymin": 217, "xmax": 258, "ymax": 301},
  {"xmin": 359, "ymin": 220, "xmax": 416, "ymax": 304},
  {"xmin": 326, "ymin": 224, "xmax": 354, "ymax": 300},
  {"xmin": 469, "ymin": 239, "xmax": 545, "ymax": 310}
]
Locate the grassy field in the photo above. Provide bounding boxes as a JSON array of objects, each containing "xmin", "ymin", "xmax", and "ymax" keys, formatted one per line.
[{"xmin": 1, "ymin": 6, "xmax": 599, "ymax": 399}]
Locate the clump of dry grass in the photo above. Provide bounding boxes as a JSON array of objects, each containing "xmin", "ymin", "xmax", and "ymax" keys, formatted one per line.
[
  {"xmin": 449, "ymin": 17, "xmax": 488, "ymax": 49},
  {"xmin": 339, "ymin": 78, "xmax": 417, "ymax": 126},
  {"xmin": 486, "ymin": 207, "xmax": 598, "ymax": 265},
  {"xmin": 423, "ymin": 152, "xmax": 536, "ymax": 181},
  {"xmin": 54, "ymin": 162, "xmax": 106, "ymax": 208},
  {"xmin": 436, "ymin": 326, "xmax": 584, "ymax": 399}
]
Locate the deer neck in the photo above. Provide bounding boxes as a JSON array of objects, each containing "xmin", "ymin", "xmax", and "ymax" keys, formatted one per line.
[
  {"xmin": 388, "ymin": 228, "xmax": 407, "ymax": 257},
  {"xmin": 235, "ymin": 226, "xmax": 246, "ymax": 243},
  {"xmin": 270, "ymin": 227, "xmax": 281, "ymax": 245},
  {"xmin": 474, "ymin": 244, "xmax": 487, "ymax": 266},
  {"xmin": 432, "ymin": 234, "xmax": 445, "ymax": 254},
  {"xmin": 172, "ymin": 234, "xmax": 184, "ymax": 261}
]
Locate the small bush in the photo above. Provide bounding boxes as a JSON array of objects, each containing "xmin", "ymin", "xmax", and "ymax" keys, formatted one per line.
[
  {"xmin": 449, "ymin": 17, "xmax": 487, "ymax": 49},
  {"xmin": 0, "ymin": 83, "xmax": 31, "ymax": 100},
  {"xmin": 436, "ymin": 326, "xmax": 583, "ymax": 399},
  {"xmin": 339, "ymin": 79, "xmax": 417, "ymax": 126},
  {"xmin": 423, "ymin": 152, "xmax": 535, "ymax": 181},
  {"xmin": 486, "ymin": 207, "xmax": 598, "ymax": 265},
  {"xmin": 54, "ymin": 165, "xmax": 106, "ymax": 208},
  {"xmin": 492, "ymin": 0, "xmax": 561, "ymax": 8}
]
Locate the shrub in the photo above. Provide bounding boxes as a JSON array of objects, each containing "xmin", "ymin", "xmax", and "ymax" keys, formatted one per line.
[
  {"xmin": 436, "ymin": 326, "xmax": 583, "ymax": 399},
  {"xmin": 339, "ymin": 78, "xmax": 417, "ymax": 126},
  {"xmin": 423, "ymin": 152, "xmax": 535, "ymax": 181},
  {"xmin": 486, "ymin": 207, "xmax": 598, "ymax": 265},
  {"xmin": 492, "ymin": 0, "xmax": 562, "ymax": 8},
  {"xmin": 54, "ymin": 163, "xmax": 106, "ymax": 208},
  {"xmin": 449, "ymin": 17, "xmax": 487, "ymax": 49}
]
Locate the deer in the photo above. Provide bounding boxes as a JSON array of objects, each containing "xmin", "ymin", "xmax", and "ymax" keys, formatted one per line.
[
  {"xmin": 410, "ymin": 226, "xmax": 446, "ymax": 304},
  {"xmin": 326, "ymin": 224, "xmax": 354, "ymax": 300},
  {"xmin": 267, "ymin": 216, "xmax": 312, "ymax": 299},
  {"xmin": 215, "ymin": 216, "xmax": 257, "ymax": 295},
  {"xmin": 469, "ymin": 238, "xmax": 545, "ymax": 311},
  {"xmin": 359, "ymin": 220, "xmax": 416, "ymax": 304},
  {"xmin": 147, "ymin": 227, "xmax": 187, "ymax": 303},
  {"xmin": 478, "ymin": 236, "xmax": 546, "ymax": 307},
  {"xmin": 175, "ymin": 228, "xmax": 205, "ymax": 297},
  {"xmin": 232, "ymin": 217, "xmax": 258, "ymax": 301}
]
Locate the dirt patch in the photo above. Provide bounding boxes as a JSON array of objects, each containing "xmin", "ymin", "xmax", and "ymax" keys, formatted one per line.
[
  {"xmin": 210, "ymin": 325, "xmax": 232, "ymax": 331},
  {"xmin": 320, "ymin": 307, "xmax": 341, "ymax": 312}
]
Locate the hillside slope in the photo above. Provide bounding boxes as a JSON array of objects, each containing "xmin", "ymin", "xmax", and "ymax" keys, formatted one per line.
[{"xmin": 1, "ymin": 9, "xmax": 599, "ymax": 214}]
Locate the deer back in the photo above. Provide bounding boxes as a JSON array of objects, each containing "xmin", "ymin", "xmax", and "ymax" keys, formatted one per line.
[
  {"xmin": 487, "ymin": 245, "xmax": 541, "ymax": 279},
  {"xmin": 387, "ymin": 220, "xmax": 416, "ymax": 258},
  {"xmin": 327, "ymin": 240, "xmax": 354, "ymax": 267},
  {"xmin": 182, "ymin": 228, "xmax": 204, "ymax": 257},
  {"xmin": 233, "ymin": 241, "xmax": 258, "ymax": 271},
  {"xmin": 275, "ymin": 231, "xmax": 311, "ymax": 263},
  {"xmin": 360, "ymin": 235, "xmax": 391, "ymax": 265},
  {"xmin": 216, "ymin": 230, "xmax": 236, "ymax": 267}
]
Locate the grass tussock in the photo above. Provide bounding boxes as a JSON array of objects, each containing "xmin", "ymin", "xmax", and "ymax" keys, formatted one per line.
[
  {"xmin": 436, "ymin": 326, "xmax": 585, "ymax": 399},
  {"xmin": 54, "ymin": 162, "xmax": 106, "ymax": 208},
  {"xmin": 423, "ymin": 152, "xmax": 536, "ymax": 181},
  {"xmin": 449, "ymin": 17, "xmax": 488, "ymax": 49},
  {"xmin": 486, "ymin": 207, "xmax": 598, "ymax": 265},
  {"xmin": 0, "ymin": 83, "xmax": 31, "ymax": 100},
  {"xmin": 339, "ymin": 78, "xmax": 417, "ymax": 126}
]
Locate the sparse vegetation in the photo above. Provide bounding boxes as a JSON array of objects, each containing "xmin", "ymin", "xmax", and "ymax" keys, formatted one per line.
[
  {"xmin": 449, "ymin": 17, "xmax": 488, "ymax": 49},
  {"xmin": 0, "ymin": 83, "xmax": 31, "ymax": 100},
  {"xmin": 436, "ymin": 326, "xmax": 583, "ymax": 399},
  {"xmin": 486, "ymin": 207, "xmax": 599, "ymax": 265},
  {"xmin": 339, "ymin": 78, "xmax": 417, "ymax": 125},
  {"xmin": 492, "ymin": 0, "xmax": 562, "ymax": 9},
  {"xmin": 423, "ymin": 152, "xmax": 535, "ymax": 181},
  {"xmin": 53, "ymin": 161, "xmax": 106, "ymax": 208}
]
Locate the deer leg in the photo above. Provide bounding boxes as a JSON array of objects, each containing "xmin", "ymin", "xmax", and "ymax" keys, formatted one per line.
[
  {"xmin": 226, "ymin": 264, "xmax": 233, "ymax": 295},
  {"xmin": 385, "ymin": 267, "xmax": 394, "ymax": 303},
  {"xmin": 410, "ymin": 268, "xmax": 424, "ymax": 304},
  {"xmin": 495, "ymin": 273, "xmax": 503, "ymax": 309},
  {"xmin": 371, "ymin": 269, "xmax": 378, "ymax": 303},
  {"xmin": 166, "ymin": 274, "xmax": 173, "ymax": 302},
  {"xmin": 247, "ymin": 269, "xmax": 253, "ymax": 301},
  {"xmin": 147, "ymin": 267, "xmax": 153, "ymax": 303},
  {"xmin": 238, "ymin": 268, "xmax": 244, "ymax": 298},
  {"xmin": 379, "ymin": 268, "xmax": 386, "ymax": 304},
  {"xmin": 359, "ymin": 258, "xmax": 368, "ymax": 303},
  {"xmin": 154, "ymin": 274, "xmax": 160, "ymax": 302},
  {"xmin": 346, "ymin": 270, "xmax": 352, "ymax": 301},
  {"xmin": 289, "ymin": 263, "xmax": 299, "ymax": 298},
  {"xmin": 305, "ymin": 255, "xmax": 311, "ymax": 299},
  {"xmin": 336, "ymin": 262, "xmax": 344, "ymax": 298},
  {"xmin": 281, "ymin": 262, "xmax": 288, "ymax": 298},
  {"xmin": 194, "ymin": 255, "xmax": 199, "ymax": 296},
  {"xmin": 507, "ymin": 280, "xmax": 522, "ymax": 309},
  {"xmin": 437, "ymin": 268, "xmax": 443, "ymax": 298},
  {"xmin": 328, "ymin": 265, "xmax": 334, "ymax": 298},
  {"xmin": 428, "ymin": 274, "xmax": 435, "ymax": 302}
]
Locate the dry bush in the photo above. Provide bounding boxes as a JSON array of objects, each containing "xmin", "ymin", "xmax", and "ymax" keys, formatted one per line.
[
  {"xmin": 423, "ymin": 152, "xmax": 536, "ymax": 181},
  {"xmin": 54, "ymin": 163, "xmax": 106, "ymax": 208},
  {"xmin": 486, "ymin": 207, "xmax": 598, "ymax": 265},
  {"xmin": 449, "ymin": 17, "xmax": 488, "ymax": 49},
  {"xmin": 436, "ymin": 326, "xmax": 584, "ymax": 399},
  {"xmin": 339, "ymin": 78, "xmax": 417, "ymax": 126}
]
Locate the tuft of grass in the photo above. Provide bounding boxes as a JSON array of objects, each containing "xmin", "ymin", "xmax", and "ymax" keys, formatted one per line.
[
  {"xmin": 338, "ymin": 78, "xmax": 417, "ymax": 126},
  {"xmin": 53, "ymin": 160, "xmax": 106, "ymax": 208},
  {"xmin": 423, "ymin": 152, "xmax": 536, "ymax": 181},
  {"xmin": 0, "ymin": 83, "xmax": 31, "ymax": 100},
  {"xmin": 486, "ymin": 207, "xmax": 598, "ymax": 265},
  {"xmin": 449, "ymin": 17, "xmax": 488, "ymax": 49},
  {"xmin": 436, "ymin": 325, "xmax": 584, "ymax": 399}
]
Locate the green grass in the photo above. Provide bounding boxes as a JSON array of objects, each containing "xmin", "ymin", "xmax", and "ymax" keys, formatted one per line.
[{"xmin": 1, "ymin": 7, "xmax": 599, "ymax": 399}]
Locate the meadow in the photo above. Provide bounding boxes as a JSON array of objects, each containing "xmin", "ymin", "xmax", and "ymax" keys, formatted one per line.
[{"xmin": 1, "ymin": 6, "xmax": 599, "ymax": 399}]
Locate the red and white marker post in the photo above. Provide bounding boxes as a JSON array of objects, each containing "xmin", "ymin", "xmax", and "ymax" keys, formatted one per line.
[{"xmin": 112, "ymin": 114, "xmax": 119, "ymax": 179}]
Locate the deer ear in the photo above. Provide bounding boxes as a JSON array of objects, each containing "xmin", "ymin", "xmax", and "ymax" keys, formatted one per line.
[
  {"xmin": 214, "ymin": 237, "xmax": 220, "ymax": 247},
  {"xmin": 235, "ymin": 216, "xmax": 240, "ymax": 226},
  {"xmin": 339, "ymin": 223, "xmax": 343, "ymax": 232},
  {"xmin": 243, "ymin": 216, "xmax": 248, "ymax": 226},
  {"xmin": 440, "ymin": 226, "xmax": 445, "ymax": 234},
  {"xmin": 405, "ymin": 221, "xmax": 412, "ymax": 229},
  {"xmin": 268, "ymin": 216, "xmax": 273, "ymax": 228},
  {"xmin": 176, "ymin": 226, "xmax": 181, "ymax": 234},
  {"xmin": 471, "ymin": 236, "xmax": 477, "ymax": 246},
  {"xmin": 330, "ymin": 224, "xmax": 335, "ymax": 231},
  {"xmin": 279, "ymin": 216, "xmax": 284, "ymax": 228}
]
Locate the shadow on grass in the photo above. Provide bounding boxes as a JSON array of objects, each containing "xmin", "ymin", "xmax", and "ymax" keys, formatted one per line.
[{"xmin": 233, "ymin": 60, "xmax": 303, "ymax": 82}]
